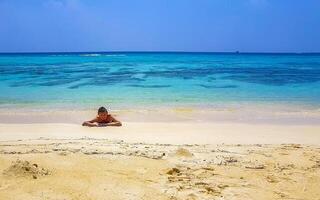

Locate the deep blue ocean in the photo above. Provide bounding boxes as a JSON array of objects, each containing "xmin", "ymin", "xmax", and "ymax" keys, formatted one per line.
[{"xmin": 0, "ymin": 52, "xmax": 320, "ymax": 110}]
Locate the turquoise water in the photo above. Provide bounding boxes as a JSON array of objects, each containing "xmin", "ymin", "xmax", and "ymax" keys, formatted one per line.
[{"xmin": 0, "ymin": 52, "xmax": 320, "ymax": 110}]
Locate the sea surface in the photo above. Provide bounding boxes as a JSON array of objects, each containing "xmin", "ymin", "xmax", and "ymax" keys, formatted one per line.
[{"xmin": 0, "ymin": 52, "xmax": 320, "ymax": 112}]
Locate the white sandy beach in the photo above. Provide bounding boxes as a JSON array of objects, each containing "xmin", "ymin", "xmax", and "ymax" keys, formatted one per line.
[
  {"xmin": 0, "ymin": 122, "xmax": 320, "ymax": 199},
  {"xmin": 0, "ymin": 122, "xmax": 320, "ymax": 144}
]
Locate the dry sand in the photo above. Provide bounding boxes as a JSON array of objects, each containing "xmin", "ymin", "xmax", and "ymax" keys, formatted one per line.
[{"xmin": 0, "ymin": 122, "xmax": 320, "ymax": 199}]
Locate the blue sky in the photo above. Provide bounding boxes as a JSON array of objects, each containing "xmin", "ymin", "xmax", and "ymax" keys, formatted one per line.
[{"xmin": 0, "ymin": 0, "xmax": 319, "ymax": 53}]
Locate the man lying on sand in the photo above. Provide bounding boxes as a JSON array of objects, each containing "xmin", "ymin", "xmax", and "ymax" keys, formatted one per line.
[{"xmin": 82, "ymin": 107, "xmax": 122, "ymax": 127}]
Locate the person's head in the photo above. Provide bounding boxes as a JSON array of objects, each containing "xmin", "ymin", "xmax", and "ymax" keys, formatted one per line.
[{"xmin": 97, "ymin": 106, "xmax": 108, "ymax": 119}]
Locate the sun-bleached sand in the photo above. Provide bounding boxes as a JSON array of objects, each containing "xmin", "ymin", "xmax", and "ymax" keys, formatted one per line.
[
  {"xmin": 0, "ymin": 122, "xmax": 320, "ymax": 200},
  {"xmin": 1, "ymin": 122, "xmax": 320, "ymax": 144}
]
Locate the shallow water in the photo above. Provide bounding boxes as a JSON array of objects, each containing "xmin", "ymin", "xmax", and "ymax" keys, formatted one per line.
[{"xmin": 0, "ymin": 52, "xmax": 319, "ymax": 112}]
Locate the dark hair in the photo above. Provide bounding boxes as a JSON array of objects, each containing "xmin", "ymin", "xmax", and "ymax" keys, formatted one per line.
[{"xmin": 98, "ymin": 107, "xmax": 108, "ymax": 113}]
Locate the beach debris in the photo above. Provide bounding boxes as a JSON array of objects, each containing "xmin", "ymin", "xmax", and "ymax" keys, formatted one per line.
[
  {"xmin": 225, "ymin": 156, "xmax": 238, "ymax": 163},
  {"xmin": 245, "ymin": 164, "xmax": 265, "ymax": 169},
  {"xmin": 3, "ymin": 160, "xmax": 50, "ymax": 179},
  {"xmin": 194, "ymin": 182, "xmax": 209, "ymax": 186}
]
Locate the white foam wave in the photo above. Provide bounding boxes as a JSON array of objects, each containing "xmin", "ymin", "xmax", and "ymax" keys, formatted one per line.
[
  {"xmin": 80, "ymin": 54, "xmax": 126, "ymax": 57},
  {"xmin": 80, "ymin": 54, "xmax": 101, "ymax": 57}
]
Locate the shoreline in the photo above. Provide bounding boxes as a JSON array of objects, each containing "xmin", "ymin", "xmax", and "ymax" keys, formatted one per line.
[{"xmin": 0, "ymin": 104, "xmax": 320, "ymax": 125}]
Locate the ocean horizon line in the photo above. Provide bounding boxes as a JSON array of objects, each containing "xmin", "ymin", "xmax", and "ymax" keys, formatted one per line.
[{"xmin": 1, "ymin": 51, "xmax": 320, "ymax": 55}]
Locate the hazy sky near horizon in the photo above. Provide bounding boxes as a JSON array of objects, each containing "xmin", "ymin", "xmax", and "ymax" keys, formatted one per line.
[{"xmin": 0, "ymin": 0, "xmax": 320, "ymax": 53}]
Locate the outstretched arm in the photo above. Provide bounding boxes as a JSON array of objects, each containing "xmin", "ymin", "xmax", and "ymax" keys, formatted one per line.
[
  {"xmin": 82, "ymin": 118, "xmax": 98, "ymax": 127},
  {"xmin": 107, "ymin": 115, "xmax": 122, "ymax": 126}
]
